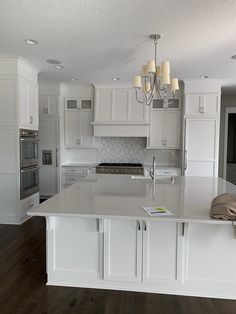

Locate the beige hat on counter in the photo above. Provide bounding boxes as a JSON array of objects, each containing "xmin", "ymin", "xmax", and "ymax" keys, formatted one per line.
[{"xmin": 211, "ymin": 193, "xmax": 236, "ymax": 220}]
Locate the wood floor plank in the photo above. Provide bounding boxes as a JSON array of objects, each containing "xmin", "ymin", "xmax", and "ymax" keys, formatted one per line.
[{"xmin": 0, "ymin": 217, "xmax": 236, "ymax": 314}]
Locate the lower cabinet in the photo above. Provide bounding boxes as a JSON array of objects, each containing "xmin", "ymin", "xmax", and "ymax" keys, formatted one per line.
[
  {"xmin": 103, "ymin": 219, "xmax": 142, "ymax": 282},
  {"xmin": 47, "ymin": 217, "xmax": 102, "ymax": 283},
  {"xmin": 103, "ymin": 218, "xmax": 181, "ymax": 284}
]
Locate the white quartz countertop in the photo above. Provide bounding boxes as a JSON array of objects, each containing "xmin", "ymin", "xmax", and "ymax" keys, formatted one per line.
[{"xmin": 28, "ymin": 175, "xmax": 236, "ymax": 224}]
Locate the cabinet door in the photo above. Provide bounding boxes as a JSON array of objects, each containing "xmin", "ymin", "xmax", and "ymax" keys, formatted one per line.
[
  {"xmin": 28, "ymin": 83, "xmax": 38, "ymax": 129},
  {"xmin": 64, "ymin": 112, "xmax": 80, "ymax": 148},
  {"xmin": 39, "ymin": 95, "xmax": 47, "ymax": 115},
  {"xmin": 203, "ymin": 94, "xmax": 220, "ymax": 116},
  {"xmin": 149, "ymin": 111, "xmax": 165, "ymax": 147},
  {"xmin": 95, "ymin": 89, "xmax": 113, "ymax": 121},
  {"xmin": 48, "ymin": 217, "xmax": 102, "ymax": 283},
  {"xmin": 104, "ymin": 219, "xmax": 142, "ymax": 282},
  {"xmin": 79, "ymin": 111, "xmax": 94, "ymax": 147},
  {"xmin": 185, "ymin": 118, "xmax": 219, "ymax": 176},
  {"xmin": 185, "ymin": 224, "xmax": 236, "ymax": 284},
  {"xmin": 19, "ymin": 79, "xmax": 29, "ymax": 127},
  {"xmin": 165, "ymin": 111, "xmax": 181, "ymax": 148},
  {"xmin": 65, "ymin": 99, "xmax": 78, "ymax": 110},
  {"xmin": 143, "ymin": 221, "xmax": 181, "ymax": 284},
  {"xmin": 80, "ymin": 99, "xmax": 93, "ymax": 111},
  {"xmin": 185, "ymin": 94, "xmax": 202, "ymax": 116}
]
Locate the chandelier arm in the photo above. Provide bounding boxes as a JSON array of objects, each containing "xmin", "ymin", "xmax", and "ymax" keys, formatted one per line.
[{"xmin": 135, "ymin": 89, "xmax": 145, "ymax": 104}]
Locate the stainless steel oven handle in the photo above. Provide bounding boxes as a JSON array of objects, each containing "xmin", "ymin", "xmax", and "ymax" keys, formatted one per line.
[
  {"xmin": 20, "ymin": 166, "xmax": 40, "ymax": 173},
  {"xmin": 20, "ymin": 138, "xmax": 40, "ymax": 142}
]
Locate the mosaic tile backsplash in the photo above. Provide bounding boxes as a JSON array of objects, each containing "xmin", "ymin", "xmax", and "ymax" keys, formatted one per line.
[
  {"xmin": 97, "ymin": 137, "xmax": 146, "ymax": 163},
  {"xmin": 64, "ymin": 137, "xmax": 181, "ymax": 166}
]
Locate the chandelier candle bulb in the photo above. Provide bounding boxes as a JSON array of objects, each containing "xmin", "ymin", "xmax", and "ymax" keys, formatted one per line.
[
  {"xmin": 141, "ymin": 65, "xmax": 149, "ymax": 77},
  {"xmin": 133, "ymin": 75, "xmax": 142, "ymax": 88},
  {"xmin": 144, "ymin": 81, "xmax": 151, "ymax": 92},
  {"xmin": 147, "ymin": 60, "xmax": 156, "ymax": 73},
  {"xmin": 161, "ymin": 71, "xmax": 170, "ymax": 85},
  {"xmin": 171, "ymin": 78, "xmax": 179, "ymax": 91},
  {"xmin": 161, "ymin": 61, "xmax": 170, "ymax": 74}
]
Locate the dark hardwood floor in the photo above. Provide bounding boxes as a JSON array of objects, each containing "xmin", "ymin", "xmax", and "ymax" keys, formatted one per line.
[{"xmin": 0, "ymin": 217, "xmax": 236, "ymax": 314}]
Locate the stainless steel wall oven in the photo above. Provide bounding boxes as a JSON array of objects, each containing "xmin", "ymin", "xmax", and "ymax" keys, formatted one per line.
[{"xmin": 20, "ymin": 129, "xmax": 39, "ymax": 199}]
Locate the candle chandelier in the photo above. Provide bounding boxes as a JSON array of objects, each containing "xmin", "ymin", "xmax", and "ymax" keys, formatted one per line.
[{"xmin": 133, "ymin": 34, "xmax": 179, "ymax": 106}]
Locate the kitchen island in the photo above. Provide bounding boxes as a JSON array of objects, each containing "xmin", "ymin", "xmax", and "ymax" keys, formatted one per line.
[{"xmin": 28, "ymin": 175, "xmax": 236, "ymax": 299}]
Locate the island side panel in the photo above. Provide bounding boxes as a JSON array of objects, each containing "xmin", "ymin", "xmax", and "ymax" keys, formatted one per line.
[{"xmin": 46, "ymin": 216, "xmax": 103, "ymax": 285}]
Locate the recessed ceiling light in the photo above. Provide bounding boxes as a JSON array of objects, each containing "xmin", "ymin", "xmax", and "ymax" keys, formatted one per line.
[
  {"xmin": 231, "ymin": 55, "xmax": 236, "ymax": 59},
  {"xmin": 200, "ymin": 75, "xmax": 208, "ymax": 79},
  {"xmin": 55, "ymin": 65, "xmax": 64, "ymax": 69},
  {"xmin": 46, "ymin": 59, "xmax": 61, "ymax": 64},
  {"xmin": 112, "ymin": 77, "xmax": 120, "ymax": 81},
  {"xmin": 24, "ymin": 39, "xmax": 38, "ymax": 45},
  {"xmin": 71, "ymin": 78, "xmax": 78, "ymax": 81}
]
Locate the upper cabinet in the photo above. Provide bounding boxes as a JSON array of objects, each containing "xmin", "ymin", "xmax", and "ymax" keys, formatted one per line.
[
  {"xmin": 152, "ymin": 97, "xmax": 181, "ymax": 110},
  {"xmin": 185, "ymin": 93, "xmax": 220, "ymax": 116},
  {"xmin": 94, "ymin": 88, "xmax": 147, "ymax": 122},
  {"xmin": 93, "ymin": 88, "xmax": 149, "ymax": 137},
  {"xmin": 39, "ymin": 95, "xmax": 58, "ymax": 116},
  {"xmin": 19, "ymin": 78, "xmax": 38, "ymax": 130},
  {"xmin": 148, "ymin": 96, "xmax": 181, "ymax": 149},
  {"xmin": 65, "ymin": 98, "xmax": 93, "ymax": 111},
  {"xmin": 64, "ymin": 97, "xmax": 94, "ymax": 148}
]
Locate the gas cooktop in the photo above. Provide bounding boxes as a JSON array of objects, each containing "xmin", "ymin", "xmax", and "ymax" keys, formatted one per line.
[{"xmin": 96, "ymin": 163, "xmax": 144, "ymax": 175}]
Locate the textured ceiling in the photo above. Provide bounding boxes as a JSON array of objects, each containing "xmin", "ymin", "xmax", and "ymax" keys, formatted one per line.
[{"xmin": 1, "ymin": 0, "xmax": 236, "ymax": 89}]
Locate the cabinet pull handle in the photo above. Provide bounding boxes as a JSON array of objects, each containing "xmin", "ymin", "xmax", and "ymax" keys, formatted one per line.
[
  {"xmin": 137, "ymin": 220, "xmax": 141, "ymax": 231},
  {"xmin": 184, "ymin": 150, "xmax": 187, "ymax": 170},
  {"xmin": 182, "ymin": 222, "xmax": 185, "ymax": 236},
  {"xmin": 56, "ymin": 149, "xmax": 58, "ymax": 167},
  {"xmin": 28, "ymin": 203, "xmax": 34, "ymax": 209},
  {"xmin": 143, "ymin": 221, "xmax": 147, "ymax": 231},
  {"xmin": 29, "ymin": 115, "xmax": 33, "ymax": 124},
  {"xmin": 202, "ymin": 106, "xmax": 205, "ymax": 114}
]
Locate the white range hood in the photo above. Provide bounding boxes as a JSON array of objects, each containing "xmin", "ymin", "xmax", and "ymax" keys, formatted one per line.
[{"xmin": 93, "ymin": 88, "xmax": 149, "ymax": 137}]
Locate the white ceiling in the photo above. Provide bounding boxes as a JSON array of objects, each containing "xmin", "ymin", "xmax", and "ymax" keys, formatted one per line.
[{"xmin": 1, "ymin": 0, "xmax": 236, "ymax": 90}]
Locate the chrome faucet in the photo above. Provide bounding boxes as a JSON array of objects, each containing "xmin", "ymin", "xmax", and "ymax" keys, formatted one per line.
[{"xmin": 149, "ymin": 156, "xmax": 156, "ymax": 183}]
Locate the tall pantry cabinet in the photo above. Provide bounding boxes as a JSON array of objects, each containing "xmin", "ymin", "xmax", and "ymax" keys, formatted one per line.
[
  {"xmin": 0, "ymin": 57, "xmax": 39, "ymax": 224},
  {"xmin": 183, "ymin": 80, "xmax": 221, "ymax": 177}
]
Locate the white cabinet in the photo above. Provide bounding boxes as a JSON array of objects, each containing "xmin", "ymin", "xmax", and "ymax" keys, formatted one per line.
[
  {"xmin": 65, "ymin": 98, "xmax": 93, "ymax": 111},
  {"xmin": 184, "ymin": 118, "xmax": 219, "ymax": 176},
  {"xmin": 64, "ymin": 111, "xmax": 94, "ymax": 148},
  {"xmin": 62, "ymin": 166, "xmax": 96, "ymax": 189},
  {"xmin": 143, "ymin": 221, "xmax": 181, "ymax": 284},
  {"xmin": 93, "ymin": 88, "xmax": 149, "ymax": 137},
  {"xmin": 47, "ymin": 217, "xmax": 102, "ymax": 283},
  {"xmin": 149, "ymin": 110, "xmax": 181, "ymax": 148},
  {"xmin": 185, "ymin": 93, "xmax": 220, "ymax": 116},
  {"xmin": 152, "ymin": 97, "xmax": 181, "ymax": 110},
  {"xmin": 104, "ymin": 219, "xmax": 142, "ymax": 282},
  {"xmin": 104, "ymin": 218, "xmax": 181, "ymax": 284},
  {"xmin": 20, "ymin": 192, "xmax": 39, "ymax": 219},
  {"xmin": 39, "ymin": 95, "xmax": 58, "ymax": 116},
  {"xmin": 95, "ymin": 88, "xmax": 147, "ymax": 122},
  {"xmin": 19, "ymin": 78, "xmax": 38, "ymax": 130}
]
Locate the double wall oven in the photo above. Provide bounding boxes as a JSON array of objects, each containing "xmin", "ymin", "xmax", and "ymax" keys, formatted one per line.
[{"xmin": 20, "ymin": 129, "xmax": 39, "ymax": 199}]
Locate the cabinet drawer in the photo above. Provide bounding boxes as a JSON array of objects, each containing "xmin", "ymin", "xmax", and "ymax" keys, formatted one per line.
[
  {"xmin": 63, "ymin": 167, "xmax": 88, "ymax": 175},
  {"xmin": 63, "ymin": 174, "xmax": 87, "ymax": 184},
  {"xmin": 21, "ymin": 193, "xmax": 39, "ymax": 218},
  {"xmin": 157, "ymin": 168, "xmax": 180, "ymax": 176}
]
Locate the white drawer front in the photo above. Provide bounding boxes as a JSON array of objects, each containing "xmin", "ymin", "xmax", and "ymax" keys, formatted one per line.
[{"xmin": 21, "ymin": 193, "xmax": 39, "ymax": 218}]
